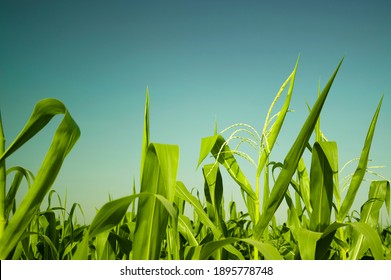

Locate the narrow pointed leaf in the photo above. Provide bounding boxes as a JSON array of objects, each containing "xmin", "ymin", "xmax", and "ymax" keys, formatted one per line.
[
  {"xmin": 255, "ymin": 58, "xmax": 344, "ymax": 239},
  {"xmin": 338, "ymin": 96, "xmax": 383, "ymax": 221},
  {"xmin": 257, "ymin": 56, "xmax": 299, "ymax": 176},
  {"xmin": 140, "ymin": 87, "xmax": 150, "ymax": 182}
]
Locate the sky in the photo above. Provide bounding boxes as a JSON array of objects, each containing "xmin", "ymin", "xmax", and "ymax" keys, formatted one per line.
[{"xmin": 1, "ymin": 0, "xmax": 390, "ymax": 224}]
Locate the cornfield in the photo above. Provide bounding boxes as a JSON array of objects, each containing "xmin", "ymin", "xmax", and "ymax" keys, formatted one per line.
[{"xmin": 0, "ymin": 58, "xmax": 390, "ymax": 260}]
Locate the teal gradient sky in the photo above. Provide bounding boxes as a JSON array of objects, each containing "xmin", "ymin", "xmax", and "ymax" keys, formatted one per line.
[{"xmin": 1, "ymin": 0, "xmax": 390, "ymax": 223}]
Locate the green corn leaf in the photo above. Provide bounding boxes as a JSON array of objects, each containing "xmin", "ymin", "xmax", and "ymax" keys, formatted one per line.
[
  {"xmin": 316, "ymin": 222, "xmax": 346, "ymax": 260},
  {"xmin": 338, "ymin": 96, "xmax": 383, "ymax": 221},
  {"xmin": 72, "ymin": 229, "xmax": 89, "ymax": 260},
  {"xmin": 294, "ymin": 191, "xmax": 304, "ymax": 221},
  {"xmin": 140, "ymin": 87, "xmax": 150, "ymax": 182},
  {"xmin": 110, "ymin": 231, "xmax": 132, "ymax": 257},
  {"xmin": 73, "ymin": 192, "xmax": 178, "ymax": 259},
  {"xmin": 349, "ymin": 181, "xmax": 390, "ymax": 259},
  {"xmin": 94, "ymin": 231, "xmax": 114, "ymax": 260},
  {"xmin": 202, "ymin": 164, "xmax": 227, "ymax": 259},
  {"xmin": 176, "ymin": 181, "xmax": 222, "ymax": 239},
  {"xmin": 254, "ymin": 58, "xmax": 344, "ymax": 239},
  {"xmin": 42, "ymin": 210, "xmax": 59, "ymax": 258},
  {"xmin": 176, "ymin": 181, "xmax": 245, "ymax": 260},
  {"xmin": 4, "ymin": 167, "xmax": 34, "ymax": 220},
  {"xmin": 256, "ymin": 55, "xmax": 299, "ymax": 177},
  {"xmin": 178, "ymin": 215, "xmax": 198, "ymax": 247},
  {"xmin": 184, "ymin": 245, "xmax": 202, "ymax": 260},
  {"xmin": 295, "ymin": 228, "xmax": 322, "ymax": 260},
  {"xmin": 198, "ymin": 239, "xmax": 232, "ymax": 260},
  {"xmin": 0, "ymin": 99, "xmax": 74, "ymax": 160},
  {"xmin": 198, "ymin": 135, "xmax": 218, "ymax": 168},
  {"xmin": 203, "ymin": 166, "xmax": 215, "ymax": 221},
  {"xmin": 38, "ymin": 233, "xmax": 60, "ymax": 260},
  {"xmin": 219, "ymin": 242, "xmax": 245, "ymax": 260},
  {"xmin": 186, "ymin": 243, "xmax": 245, "ymax": 260},
  {"xmin": 199, "ymin": 237, "xmax": 283, "ymax": 260},
  {"xmin": 309, "ymin": 142, "xmax": 337, "ymax": 232},
  {"xmin": 197, "ymin": 135, "xmax": 256, "ymax": 201},
  {"xmin": 284, "ymin": 191, "xmax": 301, "ymax": 230},
  {"xmin": 203, "ymin": 164, "xmax": 223, "ymax": 218},
  {"xmin": 317, "ymin": 141, "xmax": 339, "ymax": 173},
  {"xmin": 241, "ymin": 238, "xmax": 283, "ymax": 260},
  {"xmin": 89, "ymin": 195, "xmax": 138, "ymax": 238},
  {"xmin": 4, "ymin": 172, "xmax": 23, "ymax": 219},
  {"xmin": 132, "ymin": 143, "xmax": 179, "ymax": 259},
  {"xmin": 0, "ymin": 98, "xmax": 80, "ymax": 260},
  {"xmin": 203, "ymin": 164, "xmax": 226, "ymax": 235},
  {"xmin": 349, "ymin": 221, "xmax": 383, "ymax": 260},
  {"xmin": 361, "ymin": 181, "xmax": 390, "ymax": 228},
  {"xmin": 229, "ymin": 201, "xmax": 237, "ymax": 220},
  {"xmin": 297, "ymin": 158, "xmax": 312, "ymax": 215}
]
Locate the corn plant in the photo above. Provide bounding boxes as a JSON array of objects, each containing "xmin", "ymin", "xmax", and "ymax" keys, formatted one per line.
[
  {"xmin": 196, "ymin": 57, "xmax": 389, "ymax": 259},
  {"xmin": 1, "ymin": 58, "xmax": 389, "ymax": 260},
  {"xmin": 71, "ymin": 88, "xmax": 180, "ymax": 260},
  {"xmin": 0, "ymin": 99, "xmax": 80, "ymax": 259}
]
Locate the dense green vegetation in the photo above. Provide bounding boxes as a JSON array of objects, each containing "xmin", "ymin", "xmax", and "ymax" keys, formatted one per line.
[{"xmin": 0, "ymin": 58, "xmax": 389, "ymax": 260}]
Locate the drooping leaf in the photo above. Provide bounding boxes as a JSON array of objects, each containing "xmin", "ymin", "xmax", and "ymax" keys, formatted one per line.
[
  {"xmin": 176, "ymin": 181, "xmax": 222, "ymax": 239},
  {"xmin": 0, "ymin": 99, "xmax": 80, "ymax": 259},
  {"xmin": 198, "ymin": 135, "xmax": 256, "ymax": 203}
]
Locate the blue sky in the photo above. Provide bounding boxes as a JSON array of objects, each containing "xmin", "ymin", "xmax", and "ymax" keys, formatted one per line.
[{"xmin": 1, "ymin": 0, "xmax": 390, "ymax": 223}]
